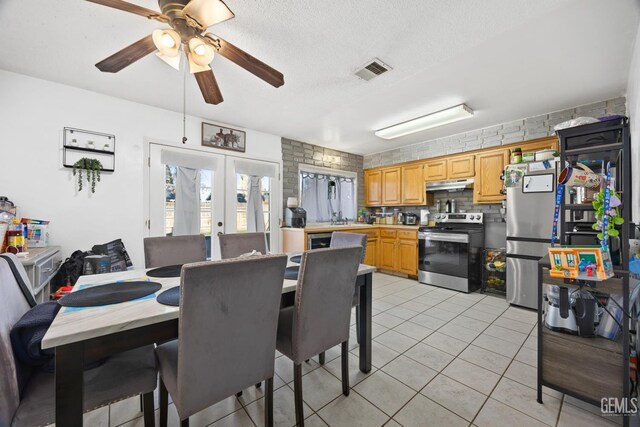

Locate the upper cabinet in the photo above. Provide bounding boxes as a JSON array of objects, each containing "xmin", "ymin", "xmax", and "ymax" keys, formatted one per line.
[
  {"xmin": 364, "ymin": 169, "xmax": 382, "ymax": 206},
  {"xmin": 424, "ymin": 159, "xmax": 447, "ymax": 182},
  {"xmin": 447, "ymin": 154, "xmax": 475, "ymax": 179},
  {"xmin": 474, "ymin": 148, "xmax": 510, "ymax": 204},
  {"xmin": 381, "ymin": 167, "xmax": 402, "ymax": 205},
  {"xmin": 401, "ymin": 164, "xmax": 425, "ymax": 205}
]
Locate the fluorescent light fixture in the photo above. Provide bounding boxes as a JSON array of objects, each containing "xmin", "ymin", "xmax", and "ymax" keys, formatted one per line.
[{"xmin": 375, "ymin": 104, "xmax": 474, "ymax": 139}]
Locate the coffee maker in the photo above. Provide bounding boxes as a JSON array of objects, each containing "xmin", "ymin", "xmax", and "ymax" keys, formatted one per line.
[{"xmin": 284, "ymin": 197, "xmax": 307, "ymax": 228}]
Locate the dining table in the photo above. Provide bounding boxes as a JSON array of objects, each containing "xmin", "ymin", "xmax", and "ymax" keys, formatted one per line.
[{"xmin": 41, "ymin": 257, "xmax": 376, "ymax": 426}]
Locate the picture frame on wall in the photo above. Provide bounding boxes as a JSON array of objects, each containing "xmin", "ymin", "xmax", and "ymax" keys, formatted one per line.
[{"xmin": 201, "ymin": 122, "xmax": 246, "ymax": 153}]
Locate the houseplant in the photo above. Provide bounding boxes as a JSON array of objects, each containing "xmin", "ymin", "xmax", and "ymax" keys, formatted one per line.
[
  {"xmin": 72, "ymin": 158, "xmax": 102, "ymax": 193},
  {"xmin": 592, "ymin": 187, "xmax": 624, "ymax": 240}
]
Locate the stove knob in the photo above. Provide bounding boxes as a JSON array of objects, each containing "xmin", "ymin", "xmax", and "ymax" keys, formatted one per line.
[{"xmin": 475, "ymin": 215, "xmax": 481, "ymax": 221}]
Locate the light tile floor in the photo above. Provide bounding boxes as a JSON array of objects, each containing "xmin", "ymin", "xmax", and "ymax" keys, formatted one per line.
[{"xmin": 63, "ymin": 272, "xmax": 629, "ymax": 427}]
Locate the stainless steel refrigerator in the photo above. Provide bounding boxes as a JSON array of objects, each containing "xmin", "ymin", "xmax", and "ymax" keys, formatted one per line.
[{"xmin": 506, "ymin": 160, "xmax": 558, "ymax": 309}]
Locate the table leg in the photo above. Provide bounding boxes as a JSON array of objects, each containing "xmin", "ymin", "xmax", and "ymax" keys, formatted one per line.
[
  {"xmin": 55, "ymin": 341, "xmax": 84, "ymax": 426},
  {"xmin": 357, "ymin": 273, "xmax": 372, "ymax": 373}
]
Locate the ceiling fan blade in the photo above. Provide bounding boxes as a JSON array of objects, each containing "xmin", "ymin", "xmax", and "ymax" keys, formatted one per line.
[
  {"xmin": 86, "ymin": 0, "xmax": 169, "ymax": 22},
  {"xmin": 194, "ymin": 70, "xmax": 224, "ymax": 105},
  {"xmin": 204, "ymin": 34, "xmax": 284, "ymax": 88},
  {"xmin": 183, "ymin": 0, "xmax": 234, "ymax": 29},
  {"xmin": 96, "ymin": 35, "xmax": 157, "ymax": 73}
]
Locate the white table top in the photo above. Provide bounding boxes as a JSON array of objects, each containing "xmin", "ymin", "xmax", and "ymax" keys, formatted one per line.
[{"xmin": 42, "ymin": 261, "xmax": 376, "ymax": 349}]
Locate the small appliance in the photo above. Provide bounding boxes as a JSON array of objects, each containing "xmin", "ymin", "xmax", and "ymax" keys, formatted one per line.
[
  {"xmin": 544, "ymin": 286, "xmax": 578, "ymax": 334},
  {"xmin": 420, "ymin": 209, "xmax": 430, "ymax": 226},
  {"xmin": 397, "ymin": 212, "xmax": 405, "ymax": 225},
  {"xmin": 285, "ymin": 207, "xmax": 306, "ymax": 228},
  {"xmin": 404, "ymin": 213, "xmax": 418, "ymax": 225}
]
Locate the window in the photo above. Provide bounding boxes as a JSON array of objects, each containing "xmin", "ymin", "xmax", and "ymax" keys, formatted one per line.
[{"xmin": 299, "ymin": 165, "xmax": 357, "ymax": 223}]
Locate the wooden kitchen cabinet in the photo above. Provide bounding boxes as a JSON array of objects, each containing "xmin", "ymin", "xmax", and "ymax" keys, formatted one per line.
[
  {"xmin": 424, "ymin": 159, "xmax": 447, "ymax": 181},
  {"xmin": 520, "ymin": 136, "xmax": 559, "ymax": 154},
  {"xmin": 447, "ymin": 154, "xmax": 475, "ymax": 179},
  {"xmin": 364, "ymin": 169, "xmax": 382, "ymax": 206},
  {"xmin": 378, "ymin": 238, "xmax": 396, "ymax": 270},
  {"xmin": 381, "ymin": 167, "xmax": 402, "ymax": 205},
  {"xmin": 474, "ymin": 148, "xmax": 510, "ymax": 204},
  {"xmin": 364, "ymin": 238, "xmax": 378, "ymax": 267},
  {"xmin": 401, "ymin": 164, "xmax": 425, "ymax": 205}
]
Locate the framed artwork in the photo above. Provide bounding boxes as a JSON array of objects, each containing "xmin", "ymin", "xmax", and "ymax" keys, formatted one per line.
[{"xmin": 201, "ymin": 122, "xmax": 246, "ymax": 153}]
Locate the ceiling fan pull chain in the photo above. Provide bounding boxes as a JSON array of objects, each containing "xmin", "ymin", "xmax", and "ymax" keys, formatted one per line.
[{"xmin": 182, "ymin": 60, "xmax": 187, "ymax": 144}]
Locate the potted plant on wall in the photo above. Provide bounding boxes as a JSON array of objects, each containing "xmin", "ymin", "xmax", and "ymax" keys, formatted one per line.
[{"xmin": 72, "ymin": 158, "xmax": 102, "ymax": 193}]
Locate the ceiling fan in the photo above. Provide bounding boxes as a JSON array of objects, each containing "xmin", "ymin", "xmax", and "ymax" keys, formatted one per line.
[{"xmin": 87, "ymin": 0, "xmax": 284, "ymax": 105}]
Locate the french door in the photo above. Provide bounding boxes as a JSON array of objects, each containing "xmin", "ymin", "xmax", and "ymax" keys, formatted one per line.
[{"xmin": 148, "ymin": 144, "xmax": 280, "ymax": 259}]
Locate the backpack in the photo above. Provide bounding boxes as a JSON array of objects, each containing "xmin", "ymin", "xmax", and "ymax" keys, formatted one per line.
[{"xmin": 50, "ymin": 250, "xmax": 92, "ymax": 288}]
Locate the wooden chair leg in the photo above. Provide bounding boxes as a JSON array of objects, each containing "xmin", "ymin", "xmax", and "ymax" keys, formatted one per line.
[
  {"xmin": 143, "ymin": 392, "xmax": 155, "ymax": 427},
  {"xmin": 159, "ymin": 379, "xmax": 169, "ymax": 427},
  {"xmin": 318, "ymin": 351, "xmax": 325, "ymax": 365},
  {"xmin": 264, "ymin": 377, "xmax": 274, "ymax": 427},
  {"xmin": 341, "ymin": 340, "xmax": 350, "ymax": 396},
  {"xmin": 139, "ymin": 394, "xmax": 144, "ymax": 412},
  {"xmin": 293, "ymin": 363, "xmax": 304, "ymax": 427}
]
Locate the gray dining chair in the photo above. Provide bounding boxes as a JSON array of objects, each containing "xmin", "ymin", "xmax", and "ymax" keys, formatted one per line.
[
  {"xmin": 218, "ymin": 232, "xmax": 268, "ymax": 259},
  {"xmin": 143, "ymin": 235, "xmax": 207, "ymax": 268},
  {"xmin": 155, "ymin": 254, "xmax": 287, "ymax": 427},
  {"xmin": 276, "ymin": 246, "xmax": 363, "ymax": 427},
  {"xmin": 0, "ymin": 254, "xmax": 157, "ymax": 427}
]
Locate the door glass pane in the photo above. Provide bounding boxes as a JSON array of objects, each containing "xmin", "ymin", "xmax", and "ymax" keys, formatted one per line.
[
  {"xmin": 235, "ymin": 173, "xmax": 272, "ymax": 251},
  {"xmin": 164, "ymin": 164, "xmax": 213, "ymax": 258}
]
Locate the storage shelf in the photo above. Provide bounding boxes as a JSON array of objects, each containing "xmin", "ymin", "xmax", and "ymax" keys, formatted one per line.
[
  {"xmin": 564, "ymin": 204, "xmax": 595, "ymax": 210},
  {"xmin": 541, "ymin": 325, "xmax": 623, "ymax": 354},
  {"xmin": 63, "ymin": 145, "xmax": 114, "ymax": 155}
]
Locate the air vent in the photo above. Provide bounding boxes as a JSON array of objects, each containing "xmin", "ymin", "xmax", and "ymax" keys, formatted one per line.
[{"xmin": 353, "ymin": 58, "xmax": 392, "ymax": 81}]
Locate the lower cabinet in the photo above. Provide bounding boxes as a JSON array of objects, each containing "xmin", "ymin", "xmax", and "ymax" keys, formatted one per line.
[
  {"xmin": 377, "ymin": 229, "xmax": 418, "ymax": 276},
  {"xmin": 364, "ymin": 238, "xmax": 378, "ymax": 267}
]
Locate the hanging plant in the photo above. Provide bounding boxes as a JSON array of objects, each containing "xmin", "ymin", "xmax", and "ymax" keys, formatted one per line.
[
  {"xmin": 592, "ymin": 187, "xmax": 624, "ymax": 240},
  {"xmin": 72, "ymin": 158, "xmax": 102, "ymax": 193}
]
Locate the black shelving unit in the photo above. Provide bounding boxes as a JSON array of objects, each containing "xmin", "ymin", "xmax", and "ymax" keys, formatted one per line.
[
  {"xmin": 62, "ymin": 127, "xmax": 116, "ymax": 172},
  {"xmin": 537, "ymin": 117, "xmax": 633, "ymax": 426}
]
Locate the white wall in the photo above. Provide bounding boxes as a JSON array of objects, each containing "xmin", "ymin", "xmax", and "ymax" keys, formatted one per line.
[
  {"xmin": 628, "ymin": 24, "xmax": 640, "ymax": 224},
  {"xmin": 0, "ymin": 70, "xmax": 282, "ymax": 267}
]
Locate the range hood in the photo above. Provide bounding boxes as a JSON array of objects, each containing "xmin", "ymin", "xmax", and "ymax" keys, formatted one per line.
[{"xmin": 426, "ymin": 178, "xmax": 474, "ymax": 192}]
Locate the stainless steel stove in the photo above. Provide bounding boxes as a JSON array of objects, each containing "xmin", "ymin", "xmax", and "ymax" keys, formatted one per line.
[{"xmin": 418, "ymin": 213, "xmax": 485, "ymax": 293}]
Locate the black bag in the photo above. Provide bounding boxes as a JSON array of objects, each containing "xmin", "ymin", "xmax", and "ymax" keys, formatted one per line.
[
  {"xmin": 91, "ymin": 239, "xmax": 133, "ymax": 272},
  {"xmin": 50, "ymin": 250, "xmax": 92, "ymax": 288}
]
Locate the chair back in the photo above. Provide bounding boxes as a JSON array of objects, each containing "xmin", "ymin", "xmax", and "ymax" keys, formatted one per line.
[
  {"xmin": 330, "ymin": 232, "xmax": 368, "ymax": 263},
  {"xmin": 175, "ymin": 254, "xmax": 287, "ymax": 417},
  {"xmin": 0, "ymin": 255, "xmax": 33, "ymax": 426},
  {"xmin": 143, "ymin": 235, "xmax": 207, "ymax": 268},
  {"xmin": 291, "ymin": 246, "xmax": 362, "ymax": 362},
  {"xmin": 218, "ymin": 232, "xmax": 267, "ymax": 259}
]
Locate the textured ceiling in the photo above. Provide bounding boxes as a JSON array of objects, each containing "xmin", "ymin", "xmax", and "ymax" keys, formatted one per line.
[{"xmin": 0, "ymin": 0, "xmax": 638, "ymax": 154}]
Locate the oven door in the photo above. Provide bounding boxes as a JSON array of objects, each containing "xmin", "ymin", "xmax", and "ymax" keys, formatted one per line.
[{"xmin": 418, "ymin": 232, "xmax": 470, "ymax": 278}]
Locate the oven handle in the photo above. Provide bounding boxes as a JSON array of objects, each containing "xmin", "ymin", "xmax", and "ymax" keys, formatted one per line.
[{"xmin": 419, "ymin": 232, "xmax": 469, "ymax": 243}]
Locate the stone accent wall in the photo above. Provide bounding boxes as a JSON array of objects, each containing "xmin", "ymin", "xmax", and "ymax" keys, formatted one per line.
[
  {"xmin": 281, "ymin": 138, "xmax": 364, "ymax": 213},
  {"xmin": 363, "ymin": 97, "xmax": 626, "ymax": 168}
]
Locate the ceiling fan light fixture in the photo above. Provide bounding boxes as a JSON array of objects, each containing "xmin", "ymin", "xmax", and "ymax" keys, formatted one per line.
[
  {"xmin": 188, "ymin": 38, "xmax": 215, "ymax": 66},
  {"xmin": 188, "ymin": 55, "xmax": 212, "ymax": 73},
  {"xmin": 375, "ymin": 104, "xmax": 474, "ymax": 139},
  {"xmin": 152, "ymin": 29, "xmax": 181, "ymax": 57},
  {"xmin": 156, "ymin": 52, "xmax": 181, "ymax": 70}
]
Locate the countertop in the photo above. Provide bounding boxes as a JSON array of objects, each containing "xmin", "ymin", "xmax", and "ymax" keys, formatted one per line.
[
  {"xmin": 15, "ymin": 246, "xmax": 61, "ymax": 266},
  {"xmin": 282, "ymin": 224, "xmax": 420, "ymax": 233}
]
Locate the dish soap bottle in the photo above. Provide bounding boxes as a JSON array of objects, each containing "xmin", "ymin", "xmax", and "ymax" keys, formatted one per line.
[{"xmin": 445, "ymin": 200, "xmax": 451, "ymax": 213}]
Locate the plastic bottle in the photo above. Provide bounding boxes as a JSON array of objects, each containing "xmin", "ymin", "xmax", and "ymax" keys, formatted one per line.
[
  {"xmin": 436, "ymin": 200, "xmax": 441, "ymax": 213},
  {"xmin": 445, "ymin": 200, "xmax": 451, "ymax": 213},
  {"xmin": 451, "ymin": 199, "xmax": 457, "ymax": 213}
]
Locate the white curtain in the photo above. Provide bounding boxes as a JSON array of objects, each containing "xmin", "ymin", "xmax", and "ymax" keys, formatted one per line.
[
  {"xmin": 173, "ymin": 167, "xmax": 201, "ymax": 236},
  {"xmin": 247, "ymin": 176, "xmax": 265, "ymax": 232},
  {"xmin": 300, "ymin": 173, "xmax": 355, "ymax": 222}
]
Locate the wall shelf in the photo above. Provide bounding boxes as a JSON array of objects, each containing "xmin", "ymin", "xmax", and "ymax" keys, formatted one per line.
[{"xmin": 62, "ymin": 127, "xmax": 115, "ymax": 172}]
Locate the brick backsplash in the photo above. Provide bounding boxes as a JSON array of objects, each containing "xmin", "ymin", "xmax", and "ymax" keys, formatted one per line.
[
  {"xmin": 370, "ymin": 189, "xmax": 504, "ymax": 223},
  {"xmin": 363, "ymin": 97, "xmax": 626, "ymax": 169},
  {"xmin": 281, "ymin": 138, "xmax": 365, "ymax": 213}
]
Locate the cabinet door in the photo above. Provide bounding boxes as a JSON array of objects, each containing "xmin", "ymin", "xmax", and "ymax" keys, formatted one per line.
[
  {"xmin": 364, "ymin": 169, "xmax": 382, "ymax": 206},
  {"xmin": 401, "ymin": 164, "xmax": 425, "ymax": 205},
  {"xmin": 378, "ymin": 239, "xmax": 396, "ymax": 270},
  {"xmin": 424, "ymin": 159, "xmax": 447, "ymax": 181},
  {"xmin": 397, "ymin": 239, "xmax": 418, "ymax": 275},
  {"xmin": 364, "ymin": 239, "xmax": 378, "ymax": 267},
  {"xmin": 519, "ymin": 136, "xmax": 559, "ymax": 155},
  {"xmin": 448, "ymin": 155, "xmax": 475, "ymax": 179},
  {"xmin": 382, "ymin": 167, "xmax": 402, "ymax": 205},
  {"xmin": 474, "ymin": 149, "xmax": 510, "ymax": 203}
]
